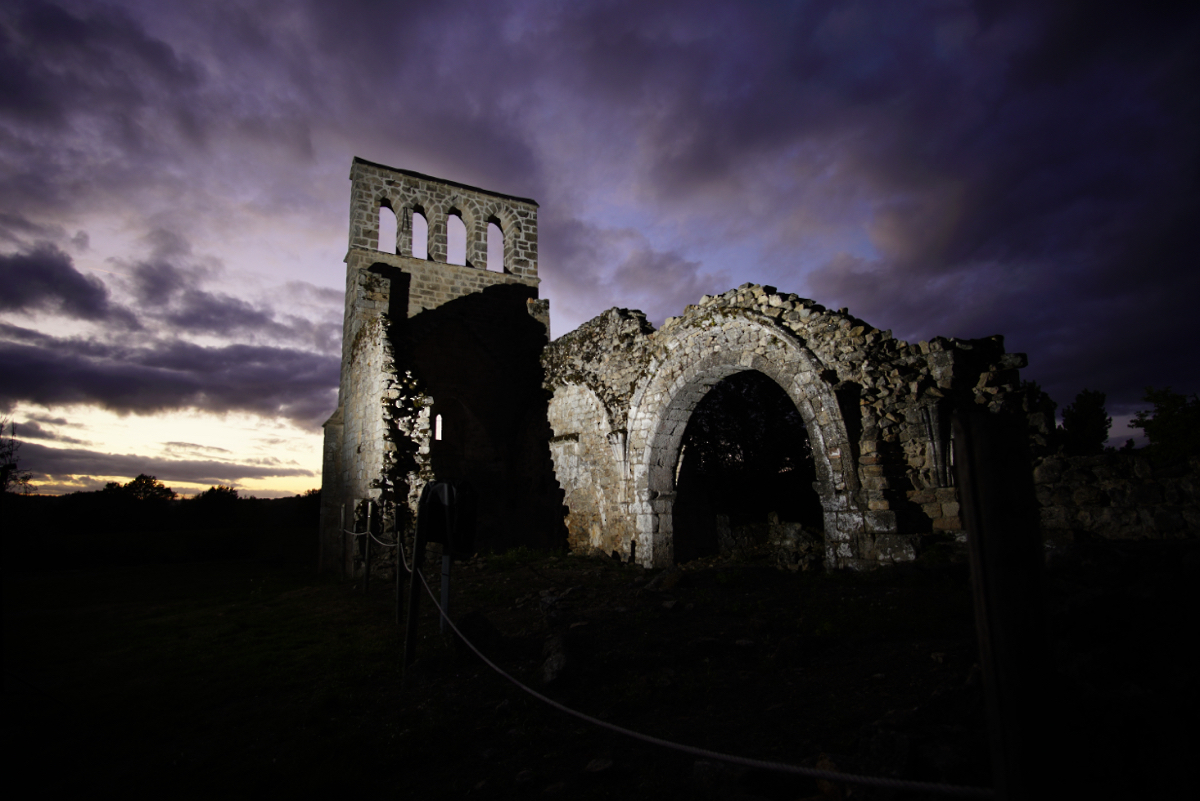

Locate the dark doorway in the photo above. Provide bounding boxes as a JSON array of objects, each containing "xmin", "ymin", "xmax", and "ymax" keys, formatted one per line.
[{"xmin": 672, "ymin": 370, "xmax": 822, "ymax": 563}]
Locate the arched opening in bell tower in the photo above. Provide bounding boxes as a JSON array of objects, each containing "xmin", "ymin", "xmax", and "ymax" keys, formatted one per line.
[
  {"xmin": 486, "ymin": 220, "xmax": 504, "ymax": 272},
  {"xmin": 377, "ymin": 200, "xmax": 397, "ymax": 254},
  {"xmin": 447, "ymin": 211, "xmax": 467, "ymax": 266}
]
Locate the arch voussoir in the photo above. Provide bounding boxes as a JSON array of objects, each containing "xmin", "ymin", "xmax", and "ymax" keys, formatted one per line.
[{"xmin": 621, "ymin": 314, "xmax": 869, "ymax": 568}]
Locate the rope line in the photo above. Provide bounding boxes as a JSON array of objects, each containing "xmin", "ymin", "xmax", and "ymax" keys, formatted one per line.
[
  {"xmin": 368, "ymin": 529, "xmax": 397, "ymax": 548},
  {"xmin": 396, "ymin": 527, "xmax": 412, "ymax": 573},
  {"xmin": 411, "ymin": 568, "xmax": 994, "ymax": 798},
  {"xmin": 342, "ymin": 526, "xmax": 396, "ymax": 549}
]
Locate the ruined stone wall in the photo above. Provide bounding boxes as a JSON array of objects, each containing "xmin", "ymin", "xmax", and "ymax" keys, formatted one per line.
[
  {"xmin": 349, "ymin": 157, "xmax": 538, "ymax": 279},
  {"xmin": 544, "ymin": 283, "xmax": 1029, "ymax": 569},
  {"xmin": 327, "ymin": 267, "xmax": 394, "ymax": 575},
  {"xmin": 1034, "ymin": 453, "xmax": 1200, "ymax": 541},
  {"xmin": 546, "ymin": 384, "xmax": 632, "ymax": 554},
  {"xmin": 322, "ymin": 160, "xmax": 1048, "ymax": 574},
  {"xmin": 340, "ymin": 274, "xmax": 390, "ymax": 505},
  {"xmin": 321, "ymin": 159, "xmax": 549, "ymax": 576},
  {"xmin": 543, "ymin": 308, "xmax": 658, "ymax": 431},
  {"xmin": 356, "ymin": 249, "xmax": 541, "ymax": 320}
]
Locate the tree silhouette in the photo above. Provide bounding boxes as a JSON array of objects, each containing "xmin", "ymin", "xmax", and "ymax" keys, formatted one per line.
[
  {"xmin": 1130, "ymin": 387, "xmax": 1200, "ymax": 462},
  {"xmin": 1020, "ymin": 380, "xmax": 1060, "ymax": 455},
  {"xmin": 196, "ymin": 485, "xmax": 239, "ymax": 502},
  {"xmin": 1, "ymin": 420, "xmax": 34, "ymax": 495},
  {"xmin": 680, "ymin": 370, "xmax": 814, "ymax": 481},
  {"xmin": 1059, "ymin": 389, "xmax": 1111, "ymax": 456},
  {"xmin": 190, "ymin": 485, "xmax": 240, "ymax": 527},
  {"xmin": 106, "ymin": 474, "xmax": 178, "ymax": 502}
]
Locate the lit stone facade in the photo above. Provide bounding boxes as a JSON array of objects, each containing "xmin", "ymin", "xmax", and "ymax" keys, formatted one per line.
[
  {"xmin": 541, "ymin": 291, "xmax": 1031, "ymax": 569},
  {"xmin": 320, "ymin": 159, "xmax": 554, "ymax": 578},
  {"xmin": 322, "ymin": 159, "xmax": 1044, "ymax": 576}
]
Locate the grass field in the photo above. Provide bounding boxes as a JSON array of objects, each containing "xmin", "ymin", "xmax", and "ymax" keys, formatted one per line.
[
  {"xmin": 3, "ymin": 536, "xmax": 1194, "ymax": 798},
  {"xmin": 4, "ymin": 559, "xmax": 406, "ymax": 796}
]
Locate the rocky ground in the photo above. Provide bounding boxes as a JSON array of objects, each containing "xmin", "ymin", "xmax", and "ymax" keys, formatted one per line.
[{"xmin": 4, "ymin": 537, "xmax": 1195, "ymax": 799}]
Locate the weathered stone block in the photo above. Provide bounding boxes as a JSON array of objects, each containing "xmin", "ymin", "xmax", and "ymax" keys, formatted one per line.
[
  {"xmin": 935, "ymin": 487, "xmax": 958, "ymax": 503},
  {"xmin": 908, "ymin": 489, "xmax": 938, "ymax": 505},
  {"xmin": 1072, "ymin": 485, "xmax": 1106, "ymax": 506},
  {"xmin": 1033, "ymin": 459, "xmax": 1064, "ymax": 484}
]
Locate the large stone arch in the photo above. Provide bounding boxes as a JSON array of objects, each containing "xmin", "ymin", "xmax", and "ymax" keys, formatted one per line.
[{"xmin": 625, "ymin": 315, "xmax": 865, "ymax": 568}]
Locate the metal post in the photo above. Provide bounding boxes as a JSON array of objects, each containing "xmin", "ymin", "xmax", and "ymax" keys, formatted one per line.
[
  {"xmin": 339, "ymin": 505, "xmax": 346, "ymax": 581},
  {"xmin": 403, "ymin": 513, "xmax": 427, "ymax": 685},
  {"xmin": 363, "ymin": 500, "xmax": 372, "ymax": 595},
  {"xmin": 395, "ymin": 504, "xmax": 404, "ymax": 626},
  {"xmin": 440, "ymin": 553, "xmax": 452, "ymax": 633},
  {"xmin": 953, "ymin": 408, "xmax": 1047, "ymax": 801}
]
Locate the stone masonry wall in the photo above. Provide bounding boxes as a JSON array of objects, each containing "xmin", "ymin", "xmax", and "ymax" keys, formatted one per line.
[
  {"xmin": 546, "ymin": 383, "xmax": 633, "ymax": 555},
  {"xmin": 356, "ymin": 249, "xmax": 542, "ymax": 320},
  {"xmin": 349, "ymin": 157, "xmax": 538, "ymax": 279},
  {"xmin": 544, "ymin": 283, "xmax": 1030, "ymax": 568},
  {"xmin": 1034, "ymin": 453, "xmax": 1200, "ymax": 541},
  {"xmin": 321, "ymin": 159, "xmax": 546, "ymax": 577},
  {"xmin": 544, "ymin": 308, "xmax": 658, "ymax": 431},
  {"xmin": 324, "ymin": 159, "xmax": 1194, "ymax": 576},
  {"xmin": 332, "ymin": 267, "xmax": 392, "ymax": 576}
]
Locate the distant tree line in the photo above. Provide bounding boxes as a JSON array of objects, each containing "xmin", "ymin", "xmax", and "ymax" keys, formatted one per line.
[
  {"xmin": 4, "ymin": 470, "xmax": 321, "ymax": 572},
  {"xmin": 1025, "ymin": 383, "xmax": 1200, "ymax": 462}
]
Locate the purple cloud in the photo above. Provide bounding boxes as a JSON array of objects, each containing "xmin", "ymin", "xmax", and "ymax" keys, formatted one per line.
[
  {"xmin": 20, "ymin": 439, "xmax": 316, "ymax": 489},
  {"xmin": 0, "ymin": 244, "xmax": 134, "ymax": 323},
  {"xmin": 1, "ymin": 0, "xmax": 1197, "ymax": 491},
  {"xmin": 6, "ymin": 418, "xmax": 89, "ymax": 445},
  {"xmin": 0, "ymin": 330, "xmax": 339, "ymax": 427}
]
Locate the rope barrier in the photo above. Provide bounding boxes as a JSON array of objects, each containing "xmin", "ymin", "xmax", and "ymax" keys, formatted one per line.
[
  {"xmin": 396, "ymin": 525, "xmax": 412, "ymax": 573},
  {"xmin": 368, "ymin": 530, "xmax": 398, "ymax": 548},
  {"xmin": 412, "ymin": 567, "xmax": 994, "ymax": 798},
  {"xmin": 341, "ymin": 500, "xmax": 397, "ymax": 547},
  {"xmin": 341, "ymin": 526, "xmax": 396, "ymax": 549}
]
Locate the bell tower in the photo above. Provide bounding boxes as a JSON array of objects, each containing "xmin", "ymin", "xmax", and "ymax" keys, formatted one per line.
[{"xmin": 320, "ymin": 158, "xmax": 560, "ymax": 577}]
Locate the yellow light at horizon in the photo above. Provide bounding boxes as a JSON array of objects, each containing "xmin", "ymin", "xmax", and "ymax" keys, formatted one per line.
[{"xmin": 10, "ymin": 402, "xmax": 323, "ymax": 497}]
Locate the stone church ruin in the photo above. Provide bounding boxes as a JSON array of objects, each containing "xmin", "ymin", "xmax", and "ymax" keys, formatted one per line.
[{"xmin": 320, "ymin": 158, "xmax": 1035, "ymax": 577}]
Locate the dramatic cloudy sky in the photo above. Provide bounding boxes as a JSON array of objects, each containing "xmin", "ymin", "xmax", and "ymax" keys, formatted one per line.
[{"xmin": 2, "ymin": 0, "xmax": 1197, "ymax": 496}]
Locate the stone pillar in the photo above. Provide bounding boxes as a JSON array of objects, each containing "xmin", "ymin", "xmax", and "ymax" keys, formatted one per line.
[
  {"xmin": 502, "ymin": 224, "xmax": 515, "ymax": 275},
  {"xmin": 348, "ymin": 184, "xmax": 375, "ymax": 251},
  {"xmin": 469, "ymin": 217, "xmax": 488, "ymax": 270},
  {"xmin": 510, "ymin": 211, "xmax": 537, "ymax": 279},
  {"xmin": 397, "ymin": 206, "xmax": 413, "ymax": 259},
  {"xmin": 428, "ymin": 211, "xmax": 447, "ymax": 264},
  {"xmin": 651, "ymin": 494, "xmax": 675, "ymax": 568}
]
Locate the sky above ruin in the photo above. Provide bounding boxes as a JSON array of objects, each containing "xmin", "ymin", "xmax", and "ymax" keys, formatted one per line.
[{"xmin": 2, "ymin": 0, "xmax": 1197, "ymax": 496}]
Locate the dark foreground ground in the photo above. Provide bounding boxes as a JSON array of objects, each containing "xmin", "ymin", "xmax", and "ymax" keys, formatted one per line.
[{"xmin": 3, "ymin": 538, "xmax": 1195, "ymax": 799}]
